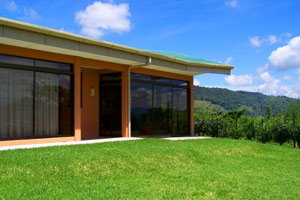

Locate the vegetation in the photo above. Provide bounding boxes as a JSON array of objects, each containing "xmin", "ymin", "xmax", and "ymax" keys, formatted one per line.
[
  {"xmin": 194, "ymin": 86, "xmax": 297, "ymax": 117},
  {"xmin": 1, "ymin": 139, "xmax": 300, "ymax": 199},
  {"xmin": 195, "ymin": 100, "xmax": 300, "ymax": 148}
]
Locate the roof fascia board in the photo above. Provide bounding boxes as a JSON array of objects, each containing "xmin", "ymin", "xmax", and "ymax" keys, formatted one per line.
[
  {"xmin": 187, "ymin": 65, "xmax": 232, "ymax": 75},
  {"xmin": 0, "ymin": 17, "xmax": 233, "ymax": 71}
]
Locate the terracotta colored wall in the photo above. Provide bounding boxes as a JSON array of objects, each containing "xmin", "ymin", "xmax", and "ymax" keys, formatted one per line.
[{"xmin": 81, "ymin": 68, "xmax": 100, "ymax": 140}]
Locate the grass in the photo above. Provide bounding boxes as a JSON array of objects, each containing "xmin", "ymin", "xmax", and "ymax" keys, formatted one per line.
[{"xmin": 0, "ymin": 138, "xmax": 300, "ymax": 199}]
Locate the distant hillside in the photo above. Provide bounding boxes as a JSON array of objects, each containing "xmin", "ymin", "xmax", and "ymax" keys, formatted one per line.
[{"xmin": 194, "ymin": 86, "xmax": 297, "ymax": 117}]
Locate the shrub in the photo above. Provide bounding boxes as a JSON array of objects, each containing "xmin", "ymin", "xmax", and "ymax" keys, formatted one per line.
[
  {"xmin": 272, "ymin": 123, "xmax": 291, "ymax": 145},
  {"xmin": 245, "ymin": 120, "xmax": 256, "ymax": 140},
  {"xmin": 292, "ymin": 125, "xmax": 300, "ymax": 148},
  {"xmin": 255, "ymin": 125, "xmax": 272, "ymax": 143}
]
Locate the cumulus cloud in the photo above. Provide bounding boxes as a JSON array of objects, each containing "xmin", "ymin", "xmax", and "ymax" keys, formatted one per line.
[
  {"xmin": 75, "ymin": 1, "xmax": 131, "ymax": 38},
  {"xmin": 282, "ymin": 75, "xmax": 292, "ymax": 81},
  {"xmin": 222, "ymin": 70, "xmax": 300, "ymax": 98},
  {"xmin": 194, "ymin": 78, "xmax": 201, "ymax": 86},
  {"xmin": 268, "ymin": 36, "xmax": 300, "ymax": 71},
  {"xmin": 294, "ymin": 77, "xmax": 300, "ymax": 93},
  {"xmin": 224, "ymin": 57, "xmax": 233, "ymax": 65},
  {"xmin": 225, "ymin": 74, "xmax": 253, "ymax": 86},
  {"xmin": 5, "ymin": 1, "xmax": 18, "ymax": 12},
  {"xmin": 249, "ymin": 36, "xmax": 263, "ymax": 47},
  {"xmin": 23, "ymin": 7, "xmax": 40, "ymax": 20},
  {"xmin": 249, "ymin": 33, "xmax": 292, "ymax": 47},
  {"xmin": 225, "ymin": 0, "xmax": 238, "ymax": 8},
  {"xmin": 255, "ymin": 71, "xmax": 299, "ymax": 98},
  {"xmin": 268, "ymin": 35, "xmax": 280, "ymax": 44},
  {"xmin": 257, "ymin": 64, "xmax": 269, "ymax": 74}
]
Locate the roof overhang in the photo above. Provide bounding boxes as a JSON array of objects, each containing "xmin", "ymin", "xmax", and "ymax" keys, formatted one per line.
[{"xmin": 0, "ymin": 17, "xmax": 233, "ymax": 76}]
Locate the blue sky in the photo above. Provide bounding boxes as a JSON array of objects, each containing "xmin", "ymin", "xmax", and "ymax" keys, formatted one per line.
[{"xmin": 1, "ymin": 0, "xmax": 300, "ymax": 98}]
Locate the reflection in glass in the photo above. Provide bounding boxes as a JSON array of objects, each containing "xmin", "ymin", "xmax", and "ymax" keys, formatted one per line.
[
  {"xmin": 35, "ymin": 60, "xmax": 72, "ymax": 71},
  {"xmin": 131, "ymin": 83, "xmax": 153, "ymax": 137},
  {"xmin": 0, "ymin": 54, "xmax": 34, "ymax": 66},
  {"xmin": 99, "ymin": 73, "xmax": 122, "ymax": 137},
  {"xmin": 0, "ymin": 68, "xmax": 34, "ymax": 139},
  {"xmin": 35, "ymin": 73, "xmax": 72, "ymax": 137},
  {"xmin": 0, "ymin": 67, "xmax": 73, "ymax": 140},
  {"xmin": 172, "ymin": 88, "xmax": 188, "ymax": 136},
  {"xmin": 131, "ymin": 73, "xmax": 190, "ymax": 137},
  {"xmin": 152, "ymin": 76, "xmax": 171, "ymax": 84},
  {"xmin": 153, "ymin": 85, "xmax": 172, "ymax": 137},
  {"xmin": 130, "ymin": 73, "xmax": 152, "ymax": 81},
  {"xmin": 172, "ymin": 79, "xmax": 188, "ymax": 86}
]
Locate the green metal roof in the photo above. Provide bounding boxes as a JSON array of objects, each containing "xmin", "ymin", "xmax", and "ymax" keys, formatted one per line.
[{"xmin": 148, "ymin": 50, "xmax": 221, "ymax": 65}]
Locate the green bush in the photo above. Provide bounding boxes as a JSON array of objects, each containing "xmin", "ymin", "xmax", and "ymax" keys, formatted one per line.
[
  {"xmin": 272, "ymin": 123, "xmax": 291, "ymax": 145},
  {"xmin": 255, "ymin": 125, "xmax": 272, "ymax": 143},
  {"xmin": 245, "ymin": 120, "xmax": 256, "ymax": 140},
  {"xmin": 194, "ymin": 102, "xmax": 300, "ymax": 148}
]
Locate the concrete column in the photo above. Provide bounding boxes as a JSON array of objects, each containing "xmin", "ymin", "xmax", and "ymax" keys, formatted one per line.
[
  {"xmin": 74, "ymin": 58, "xmax": 82, "ymax": 141},
  {"xmin": 121, "ymin": 69, "xmax": 129, "ymax": 137},
  {"xmin": 190, "ymin": 78, "xmax": 194, "ymax": 136}
]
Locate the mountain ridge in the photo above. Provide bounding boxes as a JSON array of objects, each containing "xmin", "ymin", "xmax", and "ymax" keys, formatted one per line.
[{"xmin": 194, "ymin": 86, "xmax": 298, "ymax": 117}]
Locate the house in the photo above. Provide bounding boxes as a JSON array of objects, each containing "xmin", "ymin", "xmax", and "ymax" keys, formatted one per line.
[{"xmin": 0, "ymin": 17, "xmax": 233, "ymax": 146}]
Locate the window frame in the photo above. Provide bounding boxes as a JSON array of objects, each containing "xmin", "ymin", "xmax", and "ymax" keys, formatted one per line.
[
  {"xmin": 131, "ymin": 73, "xmax": 190, "ymax": 137},
  {"xmin": 0, "ymin": 54, "xmax": 74, "ymax": 140}
]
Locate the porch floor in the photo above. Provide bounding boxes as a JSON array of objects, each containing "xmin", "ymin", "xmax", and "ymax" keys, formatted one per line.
[
  {"xmin": 163, "ymin": 136, "xmax": 211, "ymax": 141},
  {"xmin": 0, "ymin": 137, "xmax": 142, "ymax": 152}
]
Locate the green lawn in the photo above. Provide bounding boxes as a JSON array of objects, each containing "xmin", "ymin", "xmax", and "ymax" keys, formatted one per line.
[{"xmin": 1, "ymin": 139, "xmax": 300, "ymax": 199}]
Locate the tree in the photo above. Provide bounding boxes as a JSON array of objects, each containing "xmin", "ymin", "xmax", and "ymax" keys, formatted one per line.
[
  {"xmin": 226, "ymin": 109, "xmax": 246, "ymax": 128},
  {"xmin": 285, "ymin": 100, "xmax": 300, "ymax": 148},
  {"xmin": 266, "ymin": 106, "xmax": 272, "ymax": 120},
  {"xmin": 286, "ymin": 100, "xmax": 300, "ymax": 126}
]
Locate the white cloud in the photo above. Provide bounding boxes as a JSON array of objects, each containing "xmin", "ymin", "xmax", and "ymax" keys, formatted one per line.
[
  {"xmin": 75, "ymin": 1, "xmax": 131, "ymax": 38},
  {"xmin": 5, "ymin": 1, "xmax": 18, "ymax": 12},
  {"xmin": 258, "ymin": 71, "xmax": 275, "ymax": 83},
  {"xmin": 268, "ymin": 36, "xmax": 300, "ymax": 71},
  {"xmin": 224, "ymin": 57, "xmax": 233, "ymax": 65},
  {"xmin": 268, "ymin": 35, "xmax": 280, "ymax": 44},
  {"xmin": 194, "ymin": 78, "xmax": 200, "ymax": 86},
  {"xmin": 294, "ymin": 77, "xmax": 300, "ymax": 93},
  {"xmin": 282, "ymin": 75, "xmax": 292, "ymax": 81},
  {"xmin": 249, "ymin": 36, "xmax": 263, "ymax": 47},
  {"xmin": 59, "ymin": 28, "xmax": 74, "ymax": 34},
  {"xmin": 23, "ymin": 7, "xmax": 40, "ymax": 21},
  {"xmin": 257, "ymin": 64, "xmax": 269, "ymax": 74},
  {"xmin": 250, "ymin": 34, "xmax": 292, "ymax": 47},
  {"xmin": 225, "ymin": 0, "xmax": 238, "ymax": 8},
  {"xmin": 286, "ymin": 33, "xmax": 292, "ymax": 37},
  {"xmin": 225, "ymin": 74, "xmax": 253, "ymax": 86},
  {"xmin": 256, "ymin": 71, "xmax": 299, "ymax": 98}
]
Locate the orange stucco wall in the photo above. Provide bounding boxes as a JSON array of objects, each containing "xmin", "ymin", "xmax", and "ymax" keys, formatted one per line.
[{"xmin": 81, "ymin": 68, "xmax": 100, "ymax": 140}]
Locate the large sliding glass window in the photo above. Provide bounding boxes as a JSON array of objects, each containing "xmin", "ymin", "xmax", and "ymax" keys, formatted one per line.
[
  {"xmin": 131, "ymin": 73, "xmax": 189, "ymax": 137},
  {"xmin": 0, "ymin": 54, "xmax": 73, "ymax": 140},
  {"xmin": 131, "ymin": 82, "xmax": 153, "ymax": 137}
]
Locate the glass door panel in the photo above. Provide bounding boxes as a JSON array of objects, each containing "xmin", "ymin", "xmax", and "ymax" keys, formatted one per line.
[
  {"xmin": 153, "ymin": 85, "xmax": 172, "ymax": 137},
  {"xmin": 172, "ymin": 88, "xmax": 189, "ymax": 136},
  {"xmin": 99, "ymin": 73, "xmax": 122, "ymax": 137},
  {"xmin": 131, "ymin": 82, "xmax": 153, "ymax": 137},
  {"xmin": 0, "ymin": 68, "xmax": 34, "ymax": 139}
]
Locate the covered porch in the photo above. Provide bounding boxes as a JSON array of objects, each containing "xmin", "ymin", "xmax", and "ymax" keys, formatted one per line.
[{"xmin": 0, "ymin": 17, "xmax": 233, "ymax": 146}]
